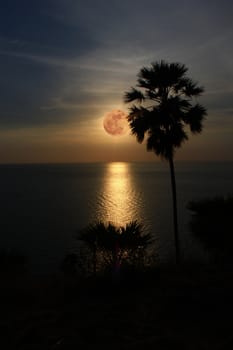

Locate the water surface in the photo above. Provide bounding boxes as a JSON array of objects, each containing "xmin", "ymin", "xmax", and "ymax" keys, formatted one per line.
[{"xmin": 0, "ymin": 161, "xmax": 232, "ymax": 272}]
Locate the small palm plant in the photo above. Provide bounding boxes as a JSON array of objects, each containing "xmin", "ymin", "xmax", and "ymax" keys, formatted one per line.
[
  {"xmin": 78, "ymin": 221, "xmax": 152, "ymax": 276},
  {"xmin": 124, "ymin": 60, "xmax": 207, "ymax": 263}
]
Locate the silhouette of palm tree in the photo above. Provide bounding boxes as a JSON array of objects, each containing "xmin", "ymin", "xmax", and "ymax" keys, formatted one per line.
[
  {"xmin": 124, "ymin": 60, "xmax": 207, "ymax": 263},
  {"xmin": 78, "ymin": 221, "xmax": 152, "ymax": 275}
]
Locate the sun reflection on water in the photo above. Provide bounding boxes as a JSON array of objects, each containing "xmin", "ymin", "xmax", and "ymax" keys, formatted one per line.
[{"xmin": 94, "ymin": 162, "xmax": 144, "ymax": 225}]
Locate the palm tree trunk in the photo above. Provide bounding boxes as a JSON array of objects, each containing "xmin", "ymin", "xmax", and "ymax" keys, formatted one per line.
[
  {"xmin": 93, "ymin": 244, "xmax": 97, "ymax": 277},
  {"xmin": 168, "ymin": 156, "xmax": 180, "ymax": 264}
]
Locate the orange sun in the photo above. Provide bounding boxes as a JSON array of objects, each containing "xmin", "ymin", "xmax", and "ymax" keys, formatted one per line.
[{"xmin": 103, "ymin": 109, "xmax": 128, "ymax": 136}]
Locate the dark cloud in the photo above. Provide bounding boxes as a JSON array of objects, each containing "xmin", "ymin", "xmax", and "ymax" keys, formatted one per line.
[
  {"xmin": 0, "ymin": 0, "xmax": 97, "ymax": 57},
  {"xmin": 0, "ymin": 1, "xmax": 102, "ymax": 127}
]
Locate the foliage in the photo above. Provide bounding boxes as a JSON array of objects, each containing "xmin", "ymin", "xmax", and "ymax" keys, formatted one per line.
[
  {"xmin": 124, "ymin": 60, "xmax": 207, "ymax": 160},
  {"xmin": 64, "ymin": 221, "xmax": 154, "ymax": 277},
  {"xmin": 188, "ymin": 195, "xmax": 233, "ymax": 263}
]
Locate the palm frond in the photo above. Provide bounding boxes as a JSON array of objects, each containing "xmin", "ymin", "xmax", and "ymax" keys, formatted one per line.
[
  {"xmin": 168, "ymin": 62, "xmax": 188, "ymax": 80},
  {"xmin": 159, "ymin": 96, "xmax": 191, "ymax": 124},
  {"xmin": 124, "ymin": 88, "xmax": 145, "ymax": 103},
  {"xmin": 119, "ymin": 221, "xmax": 152, "ymax": 249},
  {"xmin": 184, "ymin": 103, "xmax": 207, "ymax": 133},
  {"xmin": 146, "ymin": 89, "xmax": 160, "ymax": 101},
  {"xmin": 146, "ymin": 123, "xmax": 188, "ymax": 159},
  {"xmin": 127, "ymin": 105, "xmax": 142, "ymax": 121},
  {"xmin": 149, "ymin": 61, "xmax": 188, "ymax": 88},
  {"xmin": 146, "ymin": 128, "xmax": 172, "ymax": 159},
  {"xmin": 170, "ymin": 122, "xmax": 188, "ymax": 147},
  {"xmin": 128, "ymin": 106, "xmax": 151, "ymax": 143},
  {"xmin": 175, "ymin": 78, "xmax": 204, "ymax": 96},
  {"xmin": 129, "ymin": 117, "xmax": 147, "ymax": 143}
]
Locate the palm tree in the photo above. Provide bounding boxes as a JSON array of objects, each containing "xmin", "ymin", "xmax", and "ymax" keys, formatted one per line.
[
  {"xmin": 78, "ymin": 221, "xmax": 152, "ymax": 275},
  {"xmin": 124, "ymin": 60, "xmax": 207, "ymax": 263}
]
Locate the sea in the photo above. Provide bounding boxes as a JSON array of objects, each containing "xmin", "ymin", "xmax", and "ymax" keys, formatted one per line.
[{"xmin": 0, "ymin": 161, "xmax": 232, "ymax": 273}]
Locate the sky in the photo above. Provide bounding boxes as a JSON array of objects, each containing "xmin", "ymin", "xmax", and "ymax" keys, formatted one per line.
[{"xmin": 0, "ymin": 0, "xmax": 232, "ymax": 163}]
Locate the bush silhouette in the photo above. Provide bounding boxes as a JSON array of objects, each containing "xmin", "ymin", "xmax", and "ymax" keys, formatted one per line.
[
  {"xmin": 188, "ymin": 195, "xmax": 233, "ymax": 263},
  {"xmin": 70, "ymin": 221, "xmax": 154, "ymax": 277}
]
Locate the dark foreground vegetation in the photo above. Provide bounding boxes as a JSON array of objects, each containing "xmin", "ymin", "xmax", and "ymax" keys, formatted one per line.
[
  {"xmin": 188, "ymin": 195, "xmax": 233, "ymax": 263},
  {"xmin": 2, "ymin": 262, "xmax": 233, "ymax": 349},
  {"xmin": 1, "ymin": 197, "xmax": 233, "ymax": 350}
]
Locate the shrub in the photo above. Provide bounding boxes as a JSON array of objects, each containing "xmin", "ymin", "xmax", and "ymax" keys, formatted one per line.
[
  {"xmin": 63, "ymin": 221, "xmax": 154, "ymax": 278},
  {"xmin": 187, "ymin": 195, "xmax": 233, "ymax": 263}
]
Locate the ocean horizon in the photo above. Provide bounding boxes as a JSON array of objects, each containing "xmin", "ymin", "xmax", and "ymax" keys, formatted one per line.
[{"xmin": 1, "ymin": 161, "xmax": 233, "ymax": 273}]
